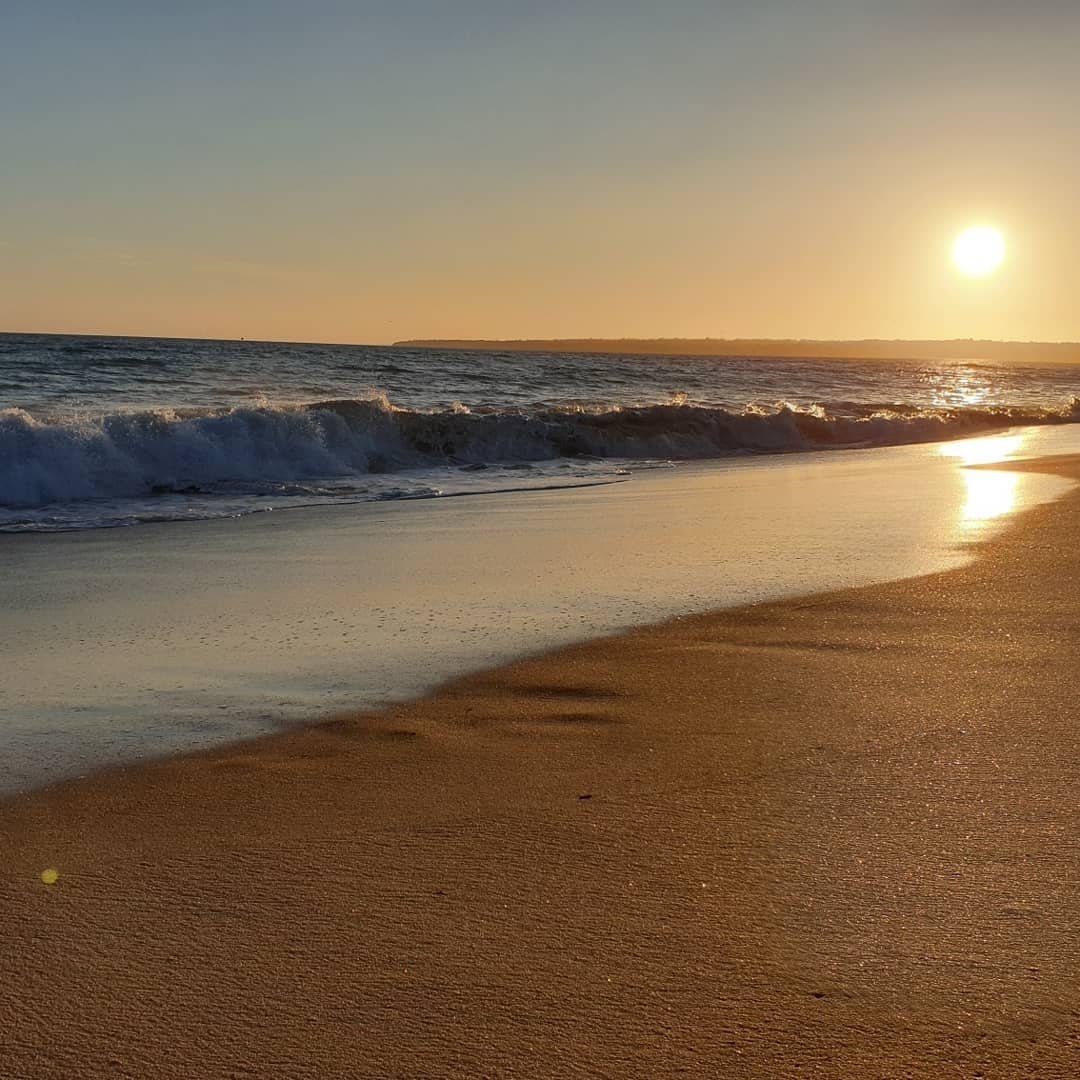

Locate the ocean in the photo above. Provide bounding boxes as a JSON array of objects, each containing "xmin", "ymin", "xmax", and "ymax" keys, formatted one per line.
[
  {"xmin": 6, "ymin": 331, "xmax": 1080, "ymax": 791},
  {"xmin": 3, "ymin": 332, "xmax": 1080, "ymax": 533}
]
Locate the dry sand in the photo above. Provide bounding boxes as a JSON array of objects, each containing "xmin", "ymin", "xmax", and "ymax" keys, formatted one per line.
[{"xmin": 3, "ymin": 456, "xmax": 1080, "ymax": 1078}]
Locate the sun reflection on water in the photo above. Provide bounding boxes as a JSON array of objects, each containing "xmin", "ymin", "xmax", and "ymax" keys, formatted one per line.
[
  {"xmin": 923, "ymin": 368, "xmax": 995, "ymax": 410},
  {"xmin": 939, "ymin": 434, "xmax": 1025, "ymax": 530}
]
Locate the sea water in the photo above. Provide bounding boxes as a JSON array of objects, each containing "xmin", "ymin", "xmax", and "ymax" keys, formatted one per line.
[
  {"xmin": 3, "ymin": 332, "xmax": 1079, "ymax": 532},
  {"xmin": 2, "ymin": 335, "xmax": 1080, "ymax": 792}
]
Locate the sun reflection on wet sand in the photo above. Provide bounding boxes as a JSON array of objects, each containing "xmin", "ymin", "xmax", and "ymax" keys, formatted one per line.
[{"xmin": 940, "ymin": 434, "xmax": 1025, "ymax": 530}]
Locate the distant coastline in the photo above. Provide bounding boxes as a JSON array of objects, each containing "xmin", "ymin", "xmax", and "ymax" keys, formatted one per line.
[{"xmin": 394, "ymin": 337, "xmax": 1080, "ymax": 365}]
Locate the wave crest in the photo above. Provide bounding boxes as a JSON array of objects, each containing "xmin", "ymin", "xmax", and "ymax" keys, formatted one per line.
[{"xmin": 3, "ymin": 396, "xmax": 1078, "ymax": 509}]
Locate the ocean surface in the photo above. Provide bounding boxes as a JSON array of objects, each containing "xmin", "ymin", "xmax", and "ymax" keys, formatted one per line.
[{"xmin": 3, "ymin": 332, "xmax": 1080, "ymax": 532}]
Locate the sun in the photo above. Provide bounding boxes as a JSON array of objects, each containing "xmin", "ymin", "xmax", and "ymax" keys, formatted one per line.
[{"xmin": 953, "ymin": 226, "xmax": 1005, "ymax": 277}]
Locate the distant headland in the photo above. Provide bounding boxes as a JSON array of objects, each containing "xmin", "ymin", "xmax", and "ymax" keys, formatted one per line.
[{"xmin": 393, "ymin": 338, "xmax": 1080, "ymax": 365}]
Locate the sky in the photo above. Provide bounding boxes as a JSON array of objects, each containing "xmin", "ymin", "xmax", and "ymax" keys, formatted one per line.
[{"xmin": 2, "ymin": 1, "xmax": 1079, "ymax": 344}]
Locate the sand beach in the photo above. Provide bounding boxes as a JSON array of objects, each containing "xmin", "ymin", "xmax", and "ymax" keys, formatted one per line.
[
  {"xmin": 3, "ymin": 453, "xmax": 1079, "ymax": 1077},
  {"xmin": 8, "ymin": 5, "xmax": 1080, "ymax": 1076}
]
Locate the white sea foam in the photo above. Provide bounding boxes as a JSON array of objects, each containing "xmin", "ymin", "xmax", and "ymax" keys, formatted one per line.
[{"xmin": 3, "ymin": 396, "xmax": 1079, "ymax": 518}]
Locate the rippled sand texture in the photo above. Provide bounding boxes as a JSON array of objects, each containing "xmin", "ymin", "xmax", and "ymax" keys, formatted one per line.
[{"xmin": 2, "ymin": 455, "xmax": 1078, "ymax": 1077}]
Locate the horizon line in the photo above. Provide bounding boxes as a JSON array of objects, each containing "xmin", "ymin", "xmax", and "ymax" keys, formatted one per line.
[{"xmin": 5, "ymin": 328, "xmax": 1080, "ymax": 353}]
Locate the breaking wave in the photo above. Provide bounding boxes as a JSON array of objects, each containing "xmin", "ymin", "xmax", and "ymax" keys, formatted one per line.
[{"xmin": 3, "ymin": 395, "xmax": 1079, "ymax": 509}]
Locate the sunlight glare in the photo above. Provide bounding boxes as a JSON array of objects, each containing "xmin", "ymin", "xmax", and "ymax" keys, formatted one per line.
[
  {"xmin": 952, "ymin": 226, "xmax": 1006, "ymax": 277},
  {"xmin": 939, "ymin": 434, "xmax": 1023, "ymax": 467},
  {"xmin": 940, "ymin": 434, "xmax": 1024, "ymax": 529}
]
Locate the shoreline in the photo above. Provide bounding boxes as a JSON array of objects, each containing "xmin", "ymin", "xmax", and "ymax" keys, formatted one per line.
[
  {"xmin": 4, "ymin": 455, "xmax": 1080, "ymax": 1076},
  {"xmin": 14, "ymin": 434, "xmax": 1075, "ymax": 798},
  {"xmin": 1, "ymin": 450, "xmax": 1076, "ymax": 810}
]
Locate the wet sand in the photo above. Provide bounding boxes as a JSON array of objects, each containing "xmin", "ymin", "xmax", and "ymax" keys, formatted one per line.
[
  {"xmin": 19, "ymin": 433, "xmax": 1072, "ymax": 797},
  {"xmin": 3, "ymin": 457, "xmax": 1080, "ymax": 1078}
]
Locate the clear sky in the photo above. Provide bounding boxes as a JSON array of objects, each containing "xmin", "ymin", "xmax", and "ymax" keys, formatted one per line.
[{"xmin": 3, "ymin": 1, "xmax": 1078, "ymax": 344}]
